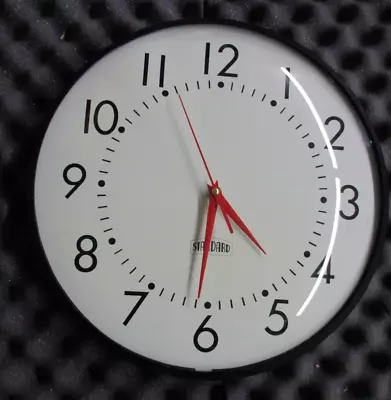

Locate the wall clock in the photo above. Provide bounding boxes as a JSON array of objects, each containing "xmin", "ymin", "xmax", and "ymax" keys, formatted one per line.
[{"xmin": 33, "ymin": 21, "xmax": 387, "ymax": 376}]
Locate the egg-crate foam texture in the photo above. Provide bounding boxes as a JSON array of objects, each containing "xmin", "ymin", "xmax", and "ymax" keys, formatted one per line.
[{"xmin": 1, "ymin": 0, "xmax": 391, "ymax": 399}]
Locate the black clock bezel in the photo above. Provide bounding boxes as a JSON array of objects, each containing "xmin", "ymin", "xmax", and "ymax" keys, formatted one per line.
[{"xmin": 32, "ymin": 19, "xmax": 389, "ymax": 379}]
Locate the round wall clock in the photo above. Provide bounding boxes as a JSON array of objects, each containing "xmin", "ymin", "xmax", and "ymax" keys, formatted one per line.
[{"xmin": 34, "ymin": 21, "xmax": 387, "ymax": 375}]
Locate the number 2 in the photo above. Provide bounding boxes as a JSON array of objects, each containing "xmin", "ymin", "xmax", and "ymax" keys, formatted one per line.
[{"xmin": 324, "ymin": 116, "xmax": 345, "ymax": 151}]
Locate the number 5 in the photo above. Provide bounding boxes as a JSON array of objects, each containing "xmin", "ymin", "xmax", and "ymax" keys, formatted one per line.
[{"xmin": 265, "ymin": 299, "xmax": 289, "ymax": 336}]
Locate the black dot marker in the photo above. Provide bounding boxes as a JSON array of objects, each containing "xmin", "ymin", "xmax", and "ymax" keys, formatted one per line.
[
  {"xmin": 204, "ymin": 301, "xmax": 211, "ymax": 309},
  {"xmin": 304, "ymin": 251, "xmax": 311, "ymax": 258},
  {"xmin": 118, "ymin": 126, "xmax": 125, "ymax": 133},
  {"xmin": 148, "ymin": 283, "xmax": 155, "ymax": 290},
  {"xmin": 308, "ymin": 142, "xmax": 315, "ymax": 149},
  {"xmin": 98, "ymin": 180, "xmax": 105, "ymax": 187},
  {"xmin": 270, "ymin": 100, "xmax": 277, "ymax": 107},
  {"xmin": 218, "ymin": 81, "xmax": 224, "ymax": 88},
  {"xmin": 262, "ymin": 290, "xmax": 269, "ymax": 297},
  {"xmin": 108, "ymin": 238, "xmax": 116, "ymax": 245},
  {"xmin": 162, "ymin": 90, "xmax": 169, "ymax": 97},
  {"xmin": 321, "ymin": 197, "xmax": 327, "ymax": 204}
]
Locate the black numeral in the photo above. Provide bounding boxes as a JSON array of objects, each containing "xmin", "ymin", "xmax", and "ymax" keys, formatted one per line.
[
  {"xmin": 63, "ymin": 163, "xmax": 86, "ymax": 198},
  {"xmin": 123, "ymin": 291, "xmax": 149, "ymax": 326},
  {"xmin": 142, "ymin": 53, "xmax": 166, "ymax": 87},
  {"xmin": 74, "ymin": 235, "xmax": 98, "ymax": 272},
  {"xmin": 311, "ymin": 257, "xmax": 334, "ymax": 283},
  {"xmin": 265, "ymin": 299, "xmax": 289, "ymax": 336},
  {"xmin": 324, "ymin": 116, "xmax": 345, "ymax": 151},
  {"xmin": 193, "ymin": 315, "xmax": 218, "ymax": 353},
  {"xmin": 340, "ymin": 185, "xmax": 359, "ymax": 220},
  {"xmin": 204, "ymin": 43, "xmax": 239, "ymax": 78},
  {"xmin": 84, "ymin": 100, "xmax": 119, "ymax": 135},
  {"xmin": 284, "ymin": 67, "xmax": 291, "ymax": 99}
]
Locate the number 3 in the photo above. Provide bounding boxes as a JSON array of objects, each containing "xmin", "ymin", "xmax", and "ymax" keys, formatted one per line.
[{"xmin": 340, "ymin": 185, "xmax": 359, "ymax": 220}]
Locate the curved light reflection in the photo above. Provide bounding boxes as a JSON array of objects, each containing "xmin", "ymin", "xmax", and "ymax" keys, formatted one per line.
[{"xmin": 280, "ymin": 67, "xmax": 341, "ymax": 316}]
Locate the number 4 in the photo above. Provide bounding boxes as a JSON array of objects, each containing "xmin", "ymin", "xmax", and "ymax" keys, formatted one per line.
[{"xmin": 311, "ymin": 257, "xmax": 335, "ymax": 284}]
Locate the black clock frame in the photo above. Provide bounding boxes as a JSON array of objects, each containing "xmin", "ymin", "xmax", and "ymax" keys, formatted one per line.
[{"xmin": 32, "ymin": 19, "xmax": 389, "ymax": 379}]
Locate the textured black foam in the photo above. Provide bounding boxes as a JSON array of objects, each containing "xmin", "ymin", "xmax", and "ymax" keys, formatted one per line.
[{"xmin": 1, "ymin": 0, "xmax": 391, "ymax": 399}]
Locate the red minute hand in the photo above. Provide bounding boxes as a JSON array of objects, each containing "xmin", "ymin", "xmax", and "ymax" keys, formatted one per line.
[
  {"xmin": 216, "ymin": 193, "xmax": 267, "ymax": 255},
  {"xmin": 198, "ymin": 191, "xmax": 217, "ymax": 298}
]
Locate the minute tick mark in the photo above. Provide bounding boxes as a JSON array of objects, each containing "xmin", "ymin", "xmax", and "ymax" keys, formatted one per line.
[
  {"xmin": 251, "ymin": 89, "xmax": 256, "ymax": 96},
  {"xmin": 297, "ymin": 261, "xmax": 304, "ymax": 267},
  {"xmin": 295, "ymin": 124, "xmax": 302, "ymax": 130},
  {"xmin": 99, "ymin": 170, "xmax": 108, "ymax": 174},
  {"xmin": 182, "ymin": 297, "xmax": 186, "ymax": 306},
  {"xmin": 129, "ymin": 267, "xmax": 136, "ymax": 275},
  {"xmin": 230, "ymin": 299, "xmax": 234, "ymax": 309},
  {"xmin": 143, "ymin": 102, "xmax": 149, "ymax": 109},
  {"xmin": 153, "ymin": 95, "xmax": 158, "ymax": 103},
  {"xmin": 242, "ymin": 297, "xmax": 246, "ymax": 306},
  {"xmin": 106, "ymin": 148, "xmax": 115, "ymax": 153},
  {"xmin": 100, "ymin": 217, "xmax": 110, "ymax": 221},
  {"xmin": 125, "ymin": 118, "xmax": 132, "ymax": 125},
  {"xmin": 314, "ymin": 231, "xmax": 321, "ymax": 236},
  {"xmin": 185, "ymin": 83, "xmax": 189, "ymax": 91},
  {"xmin": 282, "ymin": 277, "xmax": 287, "ymax": 284},
  {"xmin": 139, "ymin": 275, "xmax": 145, "ymax": 283},
  {"xmin": 102, "ymin": 159, "xmax": 111, "ymax": 163},
  {"xmin": 309, "ymin": 242, "xmax": 317, "ymax": 247},
  {"xmin": 159, "ymin": 288, "xmax": 165, "ymax": 297},
  {"xmin": 174, "ymin": 86, "xmax": 178, "ymax": 94},
  {"xmin": 318, "ymin": 176, "xmax": 326, "ymax": 179},
  {"xmin": 262, "ymin": 94, "xmax": 266, "ymax": 101},
  {"xmin": 230, "ymin": 82, "xmax": 233, "ymax": 91},
  {"xmin": 121, "ymin": 258, "xmax": 129, "ymax": 265},
  {"xmin": 312, "ymin": 153, "xmax": 320, "ymax": 158},
  {"xmin": 253, "ymin": 293, "xmax": 258, "ymax": 302},
  {"xmin": 111, "ymin": 137, "xmax": 120, "ymax": 143},
  {"xmin": 197, "ymin": 81, "xmax": 200, "ymax": 90},
  {"xmin": 171, "ymin": 293, "xmax": 175, "ymax": 302},
  {"xmin": 133, "ymin": 110, "xmax": 140, "ymax": 117},
  {"xmin": 208, "ymin": 80, "xmax": 211, "ymax": 89},
  {"xmin": 280, "ymin": 107, "xmax": 286, "ymax": 114},
  {"xmin": 272, "ymin": 284, "xmax": 278, "ymax": 292},
  {"xmin": 317, "ymin": 221, "xmax": 325, "ymax": 225},
  {"xmin": 98, "ymin": 205, "xmax": 107, "ymax": 209},
  {"xmin": 241, "ymin": 85, "xmax": 245, "ymax": 93},
  {"xmin": 114, "ymin": 249, "xmax": 123, "ymax": 255},
  {"xmin": 288, "ymin": 115, "xmax": 295, "ymax": 121},
  {"xmin": 302, "ymin": 133, "xmax": 309, "ymax": 139},
  {"xmin": 194, "ymin": 299, "xmax": 198, "ymax": 308},
  {"xmin": 316, "ymin": 165, "xmax": 324, "ymax": 168},
  {"xmin": 97, "ymin": 194, "xmax": 106, "ymax": 197},
  {"xmin": 290, "ymin": 269, "xmax": 296, "ymax": 276},
  {"xmin": 319, "ymin": 210, "xmax": 327, "ymax": 214}
]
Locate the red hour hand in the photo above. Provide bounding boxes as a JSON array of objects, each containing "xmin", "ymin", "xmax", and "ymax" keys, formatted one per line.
[{"xmin": 217, "ymin": 194, "xmax": 266, "ymax": 255}]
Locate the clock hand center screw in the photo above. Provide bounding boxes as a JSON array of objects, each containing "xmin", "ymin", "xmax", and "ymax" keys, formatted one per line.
[{"xmin": 211, "ymin": 186, "xmax": 221, "ymax": 196}]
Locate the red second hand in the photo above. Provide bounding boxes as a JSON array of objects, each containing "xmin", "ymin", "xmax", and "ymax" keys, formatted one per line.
[{"xmin": 178, "ymin": 94, "xmax": 214, "ymax": 186}]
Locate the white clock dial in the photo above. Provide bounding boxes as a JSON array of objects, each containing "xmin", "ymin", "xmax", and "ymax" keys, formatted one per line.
[{"xmin": 34, "ymin": 22, "xmax": 387, "ymax": 373}]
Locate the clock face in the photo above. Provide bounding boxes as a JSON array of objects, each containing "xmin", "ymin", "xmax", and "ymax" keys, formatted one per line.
[{"xmin": 34, "ymin": 22, "xmax": 386, "ymax": 373}]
